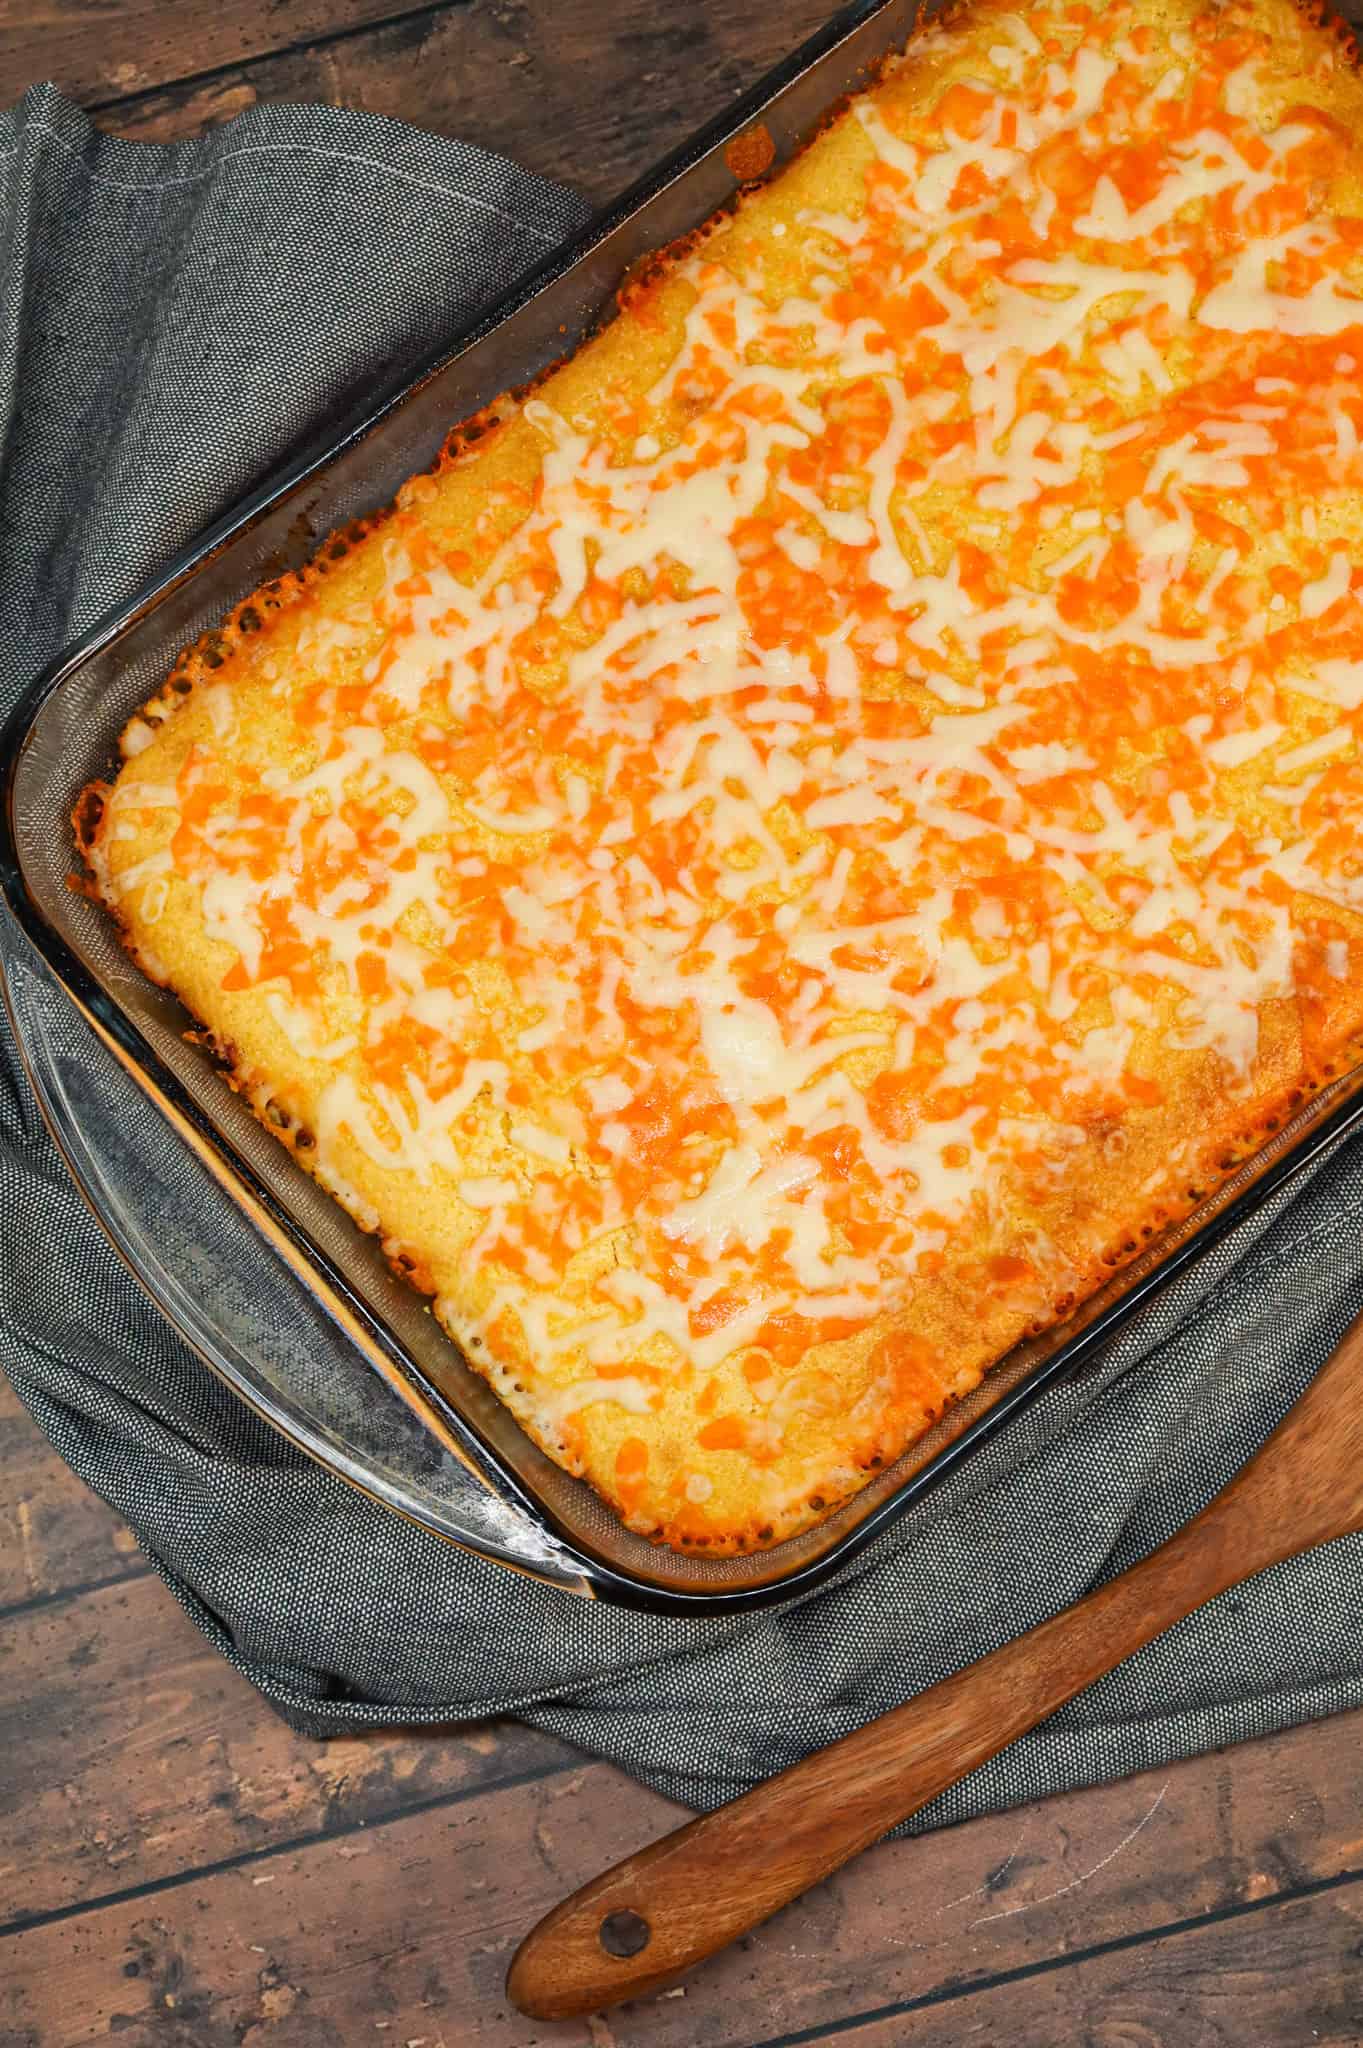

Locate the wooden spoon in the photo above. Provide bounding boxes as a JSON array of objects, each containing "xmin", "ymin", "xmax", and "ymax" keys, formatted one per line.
[{"xmin": 507, "ymin": 1304, "xmax": 1363, "ymax": 2020}]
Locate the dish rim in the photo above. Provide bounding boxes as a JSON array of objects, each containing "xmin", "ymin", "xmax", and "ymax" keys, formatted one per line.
[{"xmin": 5, "ymin": 0, "xmax": 1363, "ymax": 1610}]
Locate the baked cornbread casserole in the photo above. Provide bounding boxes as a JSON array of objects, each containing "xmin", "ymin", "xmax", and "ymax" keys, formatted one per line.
[{"xmin": 84, "ymin": 0, "xmax": 1363, "ymax": 1552}]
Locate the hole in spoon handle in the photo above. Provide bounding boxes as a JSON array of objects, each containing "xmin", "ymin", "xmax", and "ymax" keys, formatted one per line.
[{"xmin": 599, "ymin": 1908, "xmax": 652, "ymax": 1958}]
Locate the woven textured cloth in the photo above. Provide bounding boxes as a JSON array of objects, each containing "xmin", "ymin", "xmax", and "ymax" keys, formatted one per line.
[{"xmin": 3, "ymin": 80, "xmax": 1362, "ymax": 1831}]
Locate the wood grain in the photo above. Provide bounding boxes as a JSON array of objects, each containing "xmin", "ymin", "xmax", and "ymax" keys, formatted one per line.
[
  {"xmin": 3, "ymin": 1709, "xmax": 1362, "ymax": 2046},
  {"xmin": 0, "ymin": 0, "xmax": 440, "ymax": 106},
  {"xmin": 4, "ymin": 1405, "xmax": 1359, "ymax": 2041},
  {"xmin": 0, "ymin": 1372, "xmax": 147, "ymax": 1612},
  {"xmin": 0, "ymin": 1570, "xmax": 577, "ymax": 1926},
  {"xmin": 71, "ymin": 0, "xmax": 843, "ymax": 204},
  {"xmin": 768, "ymin": 1889, "xmax": 1363, "ymax": 2048}
]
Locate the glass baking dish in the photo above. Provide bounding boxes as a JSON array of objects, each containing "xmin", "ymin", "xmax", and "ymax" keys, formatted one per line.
[{"xmin": 6, "ymin": 0, "xmax": 1363, "ymax": 1611}]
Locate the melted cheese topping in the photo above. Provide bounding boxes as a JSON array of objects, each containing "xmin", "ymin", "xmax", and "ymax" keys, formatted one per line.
[{"xmin": 97, "ymin": 0, "xmax": 1363, "ymax": 1550}]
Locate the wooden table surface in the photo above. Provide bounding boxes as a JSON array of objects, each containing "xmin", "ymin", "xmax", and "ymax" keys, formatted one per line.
[{"xmin": 4, "ymin": 1, "xmax": 1363, "ymax": 2041}]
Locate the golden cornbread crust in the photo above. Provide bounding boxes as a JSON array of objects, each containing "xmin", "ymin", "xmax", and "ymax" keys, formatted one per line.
[{"xmin": 86, "ymin": 0, "xmax": 1363, "ymax": 1552}]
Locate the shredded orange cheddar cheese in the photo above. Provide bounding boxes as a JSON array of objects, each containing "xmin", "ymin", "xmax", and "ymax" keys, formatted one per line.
[{"xmin": 92, "ymin": 0, "xmax": 1363, "ymax": 1550}]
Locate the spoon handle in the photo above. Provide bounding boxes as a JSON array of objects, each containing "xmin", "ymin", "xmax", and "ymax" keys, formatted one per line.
[{"xmin": 507, "ymin": 1309, "xmax": 1363, "ymax": 2020}]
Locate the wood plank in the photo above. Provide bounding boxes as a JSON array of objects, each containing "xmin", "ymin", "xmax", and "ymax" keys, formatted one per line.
[
  {"xmin": 0, "ymin": 0, "xmax": 441, "ymax": 107},
  {"xmin": 751, "ymin": 1887, "xmax": 1363, "ymax": 2048},
  {"xmin": 3, "ymin": 1699, "xmax": 1361, "ymax": 2044},
  {"xmin": 0, "ymin": 1568, "xmax": 576, "ymax": 1926},
  {"xmin": 0, "ymin": 1371, "xmax": 147, "ymax": 1612},
  {"xmin": 85, "ymin": 0, "xmax": 844, "ymax": 205}
]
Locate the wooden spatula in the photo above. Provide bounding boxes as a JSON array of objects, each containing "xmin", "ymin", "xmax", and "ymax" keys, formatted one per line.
[{"xmin": 507, "ymin": 1303, "xmax": 1363, "ymax": 2020}]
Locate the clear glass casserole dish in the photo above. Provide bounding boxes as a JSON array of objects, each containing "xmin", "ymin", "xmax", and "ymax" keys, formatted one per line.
[{"xmin": 5, "ymin": 0, "xmax": 1363, "ymax": 1610}]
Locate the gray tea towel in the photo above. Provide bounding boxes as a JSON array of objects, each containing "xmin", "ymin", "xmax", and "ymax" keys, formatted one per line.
[{"xmin": 2, "ymin": 79, "xmax": 1362, "ymax": 1835}]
